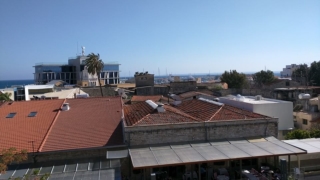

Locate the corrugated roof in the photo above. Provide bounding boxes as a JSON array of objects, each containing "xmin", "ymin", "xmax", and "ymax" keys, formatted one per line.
[
  {"xmin": 130, "ymin": 137, "xmax": 306, "ymax": 169},
  {"xmin": 41, "ymin": 97, "xmax": 124, "ymax": 152},
  {"xmin": 0, "ymin": 100, "xmax": 64, "ymax": 152}
]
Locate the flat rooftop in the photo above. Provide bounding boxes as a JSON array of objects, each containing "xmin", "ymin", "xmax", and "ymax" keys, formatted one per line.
[{"xmin": 220, "ymin": 95, "xmax": 291, "ymax": 104}]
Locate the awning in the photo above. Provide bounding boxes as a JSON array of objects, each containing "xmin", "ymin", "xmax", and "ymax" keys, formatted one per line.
[
  {"xmin": 283, "ymin": 138, "xmax": 320, "ymax": 154},
  {"xmin": 129, "ymin": 136, "xmax": 306, "ymax": 169},
  {"xmin": 106, "ymin": 149, "xmax": 128, "ymax": 159}
]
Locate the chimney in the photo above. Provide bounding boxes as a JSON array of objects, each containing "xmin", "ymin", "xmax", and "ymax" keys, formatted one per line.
[
  {"xmin": 62, "ymin": 103, "xmax": 70, "ymax": 111},
  {"xmin": 157, "ymin": 103, "xmax": 165, "ymax": 113}
]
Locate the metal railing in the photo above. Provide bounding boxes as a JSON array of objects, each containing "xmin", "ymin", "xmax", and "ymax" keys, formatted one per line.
[{"xmin": 34, "ymin": 62, "xmax": 67, "ymax": 66}]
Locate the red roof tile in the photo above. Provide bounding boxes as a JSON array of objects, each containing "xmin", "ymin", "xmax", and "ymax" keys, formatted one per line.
[
  {"xmin": 0, "ymin": 100, "xmax": 64, "ymax": 152},
  {"xmin": 131, "ymin": 95, "xmax": 162, "ymax": 102},
  {"xmin": 176, "ymin": 99, "xmax": 268, "ymax": 121},
  {"xmin": 124, "ymin": 102, "xmax": 200, "ymax": 126},
  {"xmin": 179, "ymin": 91, "xmax": 215, "ymax": 100},
  {"xmin": 41, "ymin": 97, "xmax": 124, "ymax": 152}
]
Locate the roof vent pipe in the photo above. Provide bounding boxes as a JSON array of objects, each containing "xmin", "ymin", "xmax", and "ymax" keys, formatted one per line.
[{"xmin": 62, "ymin": 103, "xmax": 70, "ymax": 111}]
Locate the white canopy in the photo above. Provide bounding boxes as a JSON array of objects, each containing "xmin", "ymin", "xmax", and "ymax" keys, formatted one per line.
[{"xmin": 130, "ymin": 137, "xmax": 306, "ymax": 169}]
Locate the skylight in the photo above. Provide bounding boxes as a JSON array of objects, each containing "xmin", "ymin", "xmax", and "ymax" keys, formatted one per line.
[
  {"xmin": 28, "ymin": 112, "xmax": 37, "ymax": 117},
  {"xmin": 6, "ymin": 113, "xmax": 16, "ymax": 118}
]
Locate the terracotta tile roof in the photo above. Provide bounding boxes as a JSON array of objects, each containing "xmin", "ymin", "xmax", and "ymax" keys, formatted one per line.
[
  {"xmin": 176, "ymin": 99, "xmax": 268, "ymax": 121},
  {"xmin": 124, "ymin": 102, "xmax": 200, "ymax": 126},
  {"xmin": 0, "ymin": 100, "xmax": 64, "ymax": 152},
  {"xmin": 178, "ymin": 91, "xmax": 215, "ymax": 100},
  {"xmin": 41, "ymin": 97, "xmax": 123, "ymax": 152},
  {"xmin": 131, "ymin": 95, "xmax": 162, "ymax": 102}
]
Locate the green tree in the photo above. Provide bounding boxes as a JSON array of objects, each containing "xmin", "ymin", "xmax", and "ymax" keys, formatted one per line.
[
  {"xmin": 285, "ymin": 129, "xmax": 310, "ymax": 140},
  {"xmin": 308, "ymin": 61, "xmax": 320, "ymax": 86},
  {"xmin": 84, "ymin": 53, "xmax": 105, "ymax": 96},
  {"xmin": 220, "ymin": 70, "xmax": 248, "ymax": 89},
  {"xmin": 0, "ymin": 148, "xmax": 27, "ymax": 173},
  {"xmin": 0, "ymin": 92, "xmax": 12, "ymax": 101},
  {"xmin": 291, "ymin": 64, "xmax": 309, "ymax": 85},
  {"xmin": 252, "ymin": 70, "xmax": 275, "ymax": 86}
]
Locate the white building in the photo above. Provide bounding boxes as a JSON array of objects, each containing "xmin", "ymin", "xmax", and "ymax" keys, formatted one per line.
[
  {"xmin": 219, "ymin": 95, "xmax": 294, "ymax": 139},
  {"xmin": 280, "ymin": 64, "xmax": 300, "ymax": 78}
]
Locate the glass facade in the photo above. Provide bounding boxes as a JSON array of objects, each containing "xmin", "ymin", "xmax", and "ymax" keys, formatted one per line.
[
  {"xmin": 35, "ymin": 66, "xmax": 62, "ymax": 73},
  {"xmin": 103, "ymin": 65, "xmax": 119, "ymax": 71},
  {"xmin": 34, "ymin": 57, "xmax": 120, "ymax": 85}
]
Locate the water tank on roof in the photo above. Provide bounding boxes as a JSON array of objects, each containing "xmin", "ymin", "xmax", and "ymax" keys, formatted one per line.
[
  {"xmin": 236, "ymin": 94, "xmax": 245, "ymax": 102},
  {"xmin": 298, "ymin": 93, "xmax": 311, "ymax": 99}
]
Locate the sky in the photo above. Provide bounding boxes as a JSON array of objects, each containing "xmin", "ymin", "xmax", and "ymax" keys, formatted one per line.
[{"xmin": 0, "ymin": 0, "xmax": 319, "ymax": 80}]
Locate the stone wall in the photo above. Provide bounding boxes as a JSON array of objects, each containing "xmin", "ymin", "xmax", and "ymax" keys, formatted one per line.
[
  {"xmin": 170, "ymin": 81, "xmax": 197, "ymax": 94},
  {"xmin": 135, "ymin": 74, "xmax": 154, "ymax": 87},
  {"xmin": 135, "ymin": 86, "xmax": 169, "ymax": 96},
  {"xmin": 125, "ymin": 118, "xmax": 278, "ymax": 146},
  {"xmin": 81, "ymin": 87, "xmax": 116, "ymax": 97}
]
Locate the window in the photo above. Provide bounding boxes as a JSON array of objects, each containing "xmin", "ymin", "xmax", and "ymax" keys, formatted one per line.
[
  {"xmin": 6, "ymin": 113, "xmax": 16, "ymax": 118},
  {"xmin": 28, "ymin": 112, "xmax": 37, "ymax": 117},
  {"xmin": 303, "ymin": 119, "xmax": 308, "ymax": 125}
]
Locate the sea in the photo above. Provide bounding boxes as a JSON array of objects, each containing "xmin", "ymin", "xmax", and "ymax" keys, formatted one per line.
[
  {"xmin": 0, "ymin": 80, "xmax": 34, "ymax": 89},
  {"xmin": 0, "ymin": 72, "xmax": 281, "ymax": 89}
]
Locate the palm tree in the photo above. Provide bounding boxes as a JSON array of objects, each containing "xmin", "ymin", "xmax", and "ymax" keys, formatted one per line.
[
  {"xmin": 0, "ymin": 92, "xmax": 12, "ymax": 101},
  {"xmin": 84, "ymin": 53, "xmax": 104, "ymax": 96}
]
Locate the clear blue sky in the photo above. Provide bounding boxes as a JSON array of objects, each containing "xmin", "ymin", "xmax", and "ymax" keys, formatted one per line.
[{"xmin": 0, "ymin": 0, "xmax": 319, "ymax": 80}]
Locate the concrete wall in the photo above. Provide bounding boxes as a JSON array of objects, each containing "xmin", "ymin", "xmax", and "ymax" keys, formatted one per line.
[
  {"xmin": 124, "ymin": 119, "xmax": 278, "ymax": 146},
  {"xmin": 135, "ymin": 86, "xmax": 169, "ymax": 96},
  {"xmin": 134, "ymin": 74, "xmax": 154, "ymax": 87},
  {"xmin": 170, "ymin": 81, "xmax": 197, "ymax": 94},
  {"xmin": 293, "ymin": 111, "xmax": 320, "ymax": 130},
  {"xmin": 219, "ymin": 97, "xmax": 293, "ymax": 131}
]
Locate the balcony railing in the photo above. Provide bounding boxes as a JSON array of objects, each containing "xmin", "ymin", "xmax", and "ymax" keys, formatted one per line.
[{"xmin": 34, "ymin": 62, "xmax": 67, "ymax": 66}]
